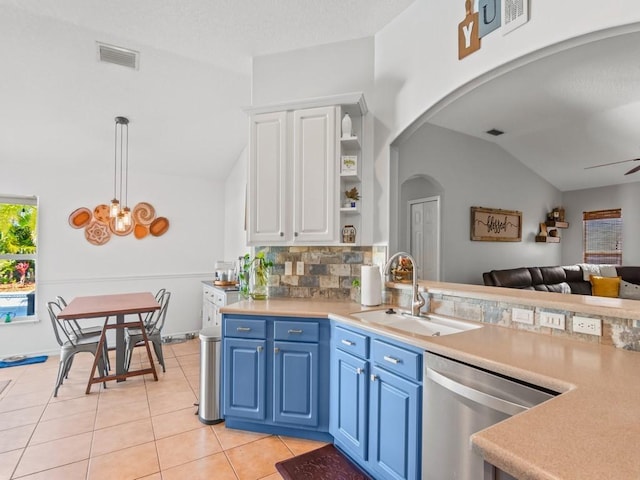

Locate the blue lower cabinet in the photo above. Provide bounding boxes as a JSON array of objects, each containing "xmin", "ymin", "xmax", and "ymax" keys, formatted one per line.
[
  {"xmin": 369, "ymin": 365, "xmax": 421, "ymax": 480},
  {"xmin": 330, "ymin": 348, "xmax": 368, "ymax": 460},
  {"xmin": 330, "ymin": 321, "xmax": 423, "ymax": 480},
  {"xmin": 223, "ymin": 338, "xmax": 267, "ymax": 420},
  {"xmin": 273, "ymin": 341, "xmax": 319, "ymax": 427},
  {"xmin": 222, "ymin": 314, "xmax": 331, "ymax": 442}
]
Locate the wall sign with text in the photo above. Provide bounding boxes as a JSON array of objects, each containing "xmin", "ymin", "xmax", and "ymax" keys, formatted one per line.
[
  {"xmin": 458, "ymin": 0, "xmax": 529, "ymax": 60},
  {"xmin": 470, "ymin": 206, "xmax": 522, "ymax": 241}
]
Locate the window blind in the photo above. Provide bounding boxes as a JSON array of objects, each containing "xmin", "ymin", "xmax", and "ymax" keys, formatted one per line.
[{"xmin": 583, "ymin": 209, "xmax": 622, "ymax": 264}]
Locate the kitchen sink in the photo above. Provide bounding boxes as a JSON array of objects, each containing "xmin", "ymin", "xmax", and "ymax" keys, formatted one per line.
[{"xmin": 351, "ymin": 309, "xmax": 482, "ymax": 337}]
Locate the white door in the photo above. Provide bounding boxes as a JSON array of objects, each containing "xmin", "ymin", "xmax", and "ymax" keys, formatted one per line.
[
  {"xmin": 292, "ymin": 106, "xmax": 337, "ymax": 243},
  {"xmin": 409, "ymin": 197, "xmax": 440, "ymax": 281}
]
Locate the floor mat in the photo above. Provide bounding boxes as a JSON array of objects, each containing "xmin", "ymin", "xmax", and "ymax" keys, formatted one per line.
[
  {"xmin": 0, "ymin": 380, "xmax": 9, "ymax": 394},
  {"xmin": 275, "ymin": 444, "xmax": 371, "ymax": 480},
  {"xmin": 0, "ymin": 355, "xmax": 48, "ymax": 368}
]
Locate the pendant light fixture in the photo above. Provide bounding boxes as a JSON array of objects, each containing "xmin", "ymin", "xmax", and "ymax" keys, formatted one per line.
[{"xmin": 109, "ymin": 116, "xmax": 131, "ymax": 232}]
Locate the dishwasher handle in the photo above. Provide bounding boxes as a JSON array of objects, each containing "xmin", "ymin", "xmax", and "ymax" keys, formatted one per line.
[{"xmin": 426, "ymin": 367, "xmax": 529, "ymax": 417}]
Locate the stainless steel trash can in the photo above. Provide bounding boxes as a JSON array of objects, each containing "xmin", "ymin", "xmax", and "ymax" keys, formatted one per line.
[{"xmin": 198, "ymin": 328, "xmax": 223, "ymax": 425}]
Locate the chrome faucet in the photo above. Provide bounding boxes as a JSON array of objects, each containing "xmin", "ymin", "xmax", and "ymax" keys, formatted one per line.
[{"xmin": 383, "ymin": 252, "xmax": 425, "ymax": 317}]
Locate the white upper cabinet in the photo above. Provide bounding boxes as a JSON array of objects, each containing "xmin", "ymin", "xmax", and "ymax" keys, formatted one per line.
[
  {"xmin": 292, "ymin": 106, "xmax": 337, "ymax": 243},
  {"xmin": 247, "ymin": 111, "xmax": 288, "ymax": 244},
  {"xmin": 246, "ymin": 93, "xmax": 367, "ymax": 246}
]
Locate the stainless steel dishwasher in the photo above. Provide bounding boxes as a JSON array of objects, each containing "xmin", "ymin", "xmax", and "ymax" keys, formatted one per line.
[{"xmin": 423, "ymin": 352, "xmax": 557, "ymax": 480}]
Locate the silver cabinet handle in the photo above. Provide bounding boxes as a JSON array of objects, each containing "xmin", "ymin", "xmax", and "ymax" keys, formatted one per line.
[
  {"xmin": 370, "ymin": 374, "xmax": 378, "ymax": 382},
  {"xmin": 279, "ymin": 231, "xmax": 284, "ymax": 237},
  {"xmin": 294, "ymin": 232, "xmax": 299, "ymax": 237},
  {"xmin": 274, "ymin": 347, "xmax": 280, "ymax": 354},
  {"xmin": 341, "ymin": 339, "xmax": 354, "ymax": 346},
  {"xmin": 288, "ymin": 329, "xmax": 303, "ymax": 334},
  {"xmin": 383, "ymin": 355, "xmax": 400, "ymax": 364},
  {"xmin": 356, "ymin": 368, "xmax": 363, "ymax": 374},
  {"xmin": 237, "ymin": 327, "xmax": 251, "ymax": 332},
  {"xmin": 257, "ymin": 346, "xmax": 263, "ymax": 352}
]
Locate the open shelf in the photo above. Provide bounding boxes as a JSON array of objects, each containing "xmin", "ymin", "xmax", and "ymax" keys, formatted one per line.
[
  {"xmin": 536, "ymin": 235, "xmax": 560, "ymax": 243},
  {"xmin": 545, "ymin": 221, "xmax": 569, "ymax": 228},
  {"xmin": 340, "ymin": 136, "xmax": 360, "ymax": 149}
]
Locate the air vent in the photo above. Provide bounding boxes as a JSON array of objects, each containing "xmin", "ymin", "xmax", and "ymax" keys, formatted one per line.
[
  {"xmin": 97, "ymin": 42, "xmax": 139, "ymax": 70},
  {"xmin": 486, "ymin": 128, "xmax": 505, "ymax": 136}
]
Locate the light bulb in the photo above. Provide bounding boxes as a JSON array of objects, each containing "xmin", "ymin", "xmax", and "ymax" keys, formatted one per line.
[
  {"xmin": 115, "ymin": 212, "xmax": 126, "ymax": 232},
  {"xmin": 122, "ymin": 207, "xmax": 132, "ymax": 226},
  {"xmin": 110, "ymin": 199, "xmax": 120, "ymax": 217}
]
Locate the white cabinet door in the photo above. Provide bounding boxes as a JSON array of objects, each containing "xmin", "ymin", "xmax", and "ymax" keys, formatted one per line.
[
  {"xmin": 247, "ymin": 111, "xmax": 289, "ymax": 244},
  {"xmin": 292, "ymin": 106, "xmax": 337, "ymax": 243}
]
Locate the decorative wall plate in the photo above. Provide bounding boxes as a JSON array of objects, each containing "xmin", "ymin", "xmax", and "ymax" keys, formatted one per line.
[
  {"xmin": 69, "ymin": 207, "xmax": 92, "ymax": 229},
  {"xmin": 93, "ymin": 204, "xmax": 110, "ymax": 224},
  {"xmin": 134, "ymin": 223, "xmax": 149, "ymax": 239},
  {"xmin": 84, "ymin": 221, "xmax": 111, "ymax": 245},
  {"xmin": 149, "ymin": 217, "xmax": 169, "ymax": 236},
  {"xmin": 132, "ymin": 202, "xmax": 156, "ymax": 225}
]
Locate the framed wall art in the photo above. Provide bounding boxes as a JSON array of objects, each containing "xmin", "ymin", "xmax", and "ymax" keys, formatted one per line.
[{"xmin": 470, "ymin": 206, "xmax": 522, "ymax": 241}]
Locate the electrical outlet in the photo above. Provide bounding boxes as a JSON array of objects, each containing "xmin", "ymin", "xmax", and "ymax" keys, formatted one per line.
[
  {"xmin": 540, "ymin": 311, "xmax": 565, "ymax": 330},
  {"xmin": 573, "ymin": 316, "xmax": 602, "ymax": 336},
  {"xmin": 284, "ymin": 261, "xmax": 292, "ymax": 276},
  {"xmin": 296, "ymin": 261, "xmax": 305, "ymax": 275},
  {"xmin": 512, "ymin": 307, "xmax": 534, "ymax": 325}
]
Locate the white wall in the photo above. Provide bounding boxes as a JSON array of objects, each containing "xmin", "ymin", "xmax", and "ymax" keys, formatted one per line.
[
  {"xmin": 0, "ymin": 165, "xmax": 223, "ymax": 357},
  {"xmin": 373, "ymin": 0, "xmax": 640, "ymax": 245},
  {"xmin": 397, "ymin": 123, "xmax": 562, "ymax": 284},
  {"xmin": 224, "ymin": 147, "xmax": 250, "ymax": 263},
  {"xmin": 252, "ymin": 37, "xmax": 375, "ymax": 106},
  {"xmin": 561, "ymin": 182, "xmax": 640, "ymax": 266}
]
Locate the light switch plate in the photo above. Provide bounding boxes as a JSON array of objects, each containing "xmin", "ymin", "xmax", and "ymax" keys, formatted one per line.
[
  {"xmin": 512, "ymin": 307, "xmax": 534, "ymax": 325},
  {"xmin": 540, "ymin": 311, "xmax": 565, "ymax": 330},
  {"xmin": 296, "ymin": 261, "xmax": 305, "ymax": 275},
  {"xmin": 284, "ymin": 261, "xmax": 292, "ymax": 276}
]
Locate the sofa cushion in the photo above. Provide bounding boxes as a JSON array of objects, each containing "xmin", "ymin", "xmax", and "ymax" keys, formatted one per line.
[
  {"xmin": 616, "ymin": 267, "xmax": 640, "ymax": 285},
  {"xmin": 590, "ymin": 275, "xmax": 621, "ymax": 297},
  {"xmin": 490, "ymin": 268, "xmax": 532, "ymax": 288},
  {"xmin": 619, "ymin": 280, "xmax": 640, "ymax": 300},
  {"xmin": 540, "ymin": 266, "xmax": 567, "ymax": 284}
]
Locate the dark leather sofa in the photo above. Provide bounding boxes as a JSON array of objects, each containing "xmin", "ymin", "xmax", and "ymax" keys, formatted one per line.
[{"xmin": 483, "ymin": 265, "xmax": 640, "ymax": 295}]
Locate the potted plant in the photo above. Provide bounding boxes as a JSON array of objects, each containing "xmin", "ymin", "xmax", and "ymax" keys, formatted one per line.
[
  {"xmin": 344, "ymin": 187, "xmax": 360, "ymax": 208},
  {"xmin": 239, "ymin": 251, "xmax": 273, "ymax": 300}
]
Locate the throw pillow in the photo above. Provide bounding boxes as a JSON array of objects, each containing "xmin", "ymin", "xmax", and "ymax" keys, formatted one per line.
[
  {"xmin": 619, "ymin": 280, "xmax": 640, "ymax": 300},
  {"xmin": 590, "ymin": 275, "xmax": 621, "ymax": 297}
]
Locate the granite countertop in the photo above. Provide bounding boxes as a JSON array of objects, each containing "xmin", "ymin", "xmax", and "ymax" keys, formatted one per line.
[{"xmin": 221, "ymin": 296, "xmax": 640, "ymax": 480}]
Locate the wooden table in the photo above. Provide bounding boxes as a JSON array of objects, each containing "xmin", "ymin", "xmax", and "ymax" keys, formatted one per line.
[{"xmin": 58, "ymin": 292, "xmax": 160, "ymax": 393}]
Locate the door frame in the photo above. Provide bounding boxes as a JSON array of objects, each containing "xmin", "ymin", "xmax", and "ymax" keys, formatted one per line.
[{"xmin": 407, "ymin": 196, "xmax": 441, "ymax": 281}]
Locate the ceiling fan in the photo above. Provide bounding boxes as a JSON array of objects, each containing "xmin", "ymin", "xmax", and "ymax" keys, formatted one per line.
[{"xmin": 584, "ymin": 158, "xmax": 640, "ymax": 175}]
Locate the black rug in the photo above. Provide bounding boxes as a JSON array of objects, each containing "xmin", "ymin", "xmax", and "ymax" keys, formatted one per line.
[{"xmin": 276, "ymin": 444, "xmax": 371, "ymax": 480}]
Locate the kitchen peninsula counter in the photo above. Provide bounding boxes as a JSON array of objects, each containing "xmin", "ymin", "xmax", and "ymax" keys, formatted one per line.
[{"xmin": 221, "ymin": 295, "xmax": 640, "ymax": 480}]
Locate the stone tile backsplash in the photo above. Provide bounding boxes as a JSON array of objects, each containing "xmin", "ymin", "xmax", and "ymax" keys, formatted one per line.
[{"xmin": 257, "ymin": 245, "xmax": 386, "ymax": 300}]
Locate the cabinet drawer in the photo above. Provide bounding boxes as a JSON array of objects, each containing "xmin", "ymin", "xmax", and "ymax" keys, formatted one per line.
[
  {"xmin": 224, "ymin": 317, "xmax": 267, "ymax": 339},
  {"xmin": 334, "ymin": 326, "xmax": 368, "ymax": 358},
  {"xmin": 372, "ymin": 339, "xmax": 421, "ymax": 381},
  {"xmin": 212, "ymin": 291, "xmax": 225, "ymax": 306},
  {"xmin": 274, "ymin": 320, "xmax": 319, "ymax": 342}
]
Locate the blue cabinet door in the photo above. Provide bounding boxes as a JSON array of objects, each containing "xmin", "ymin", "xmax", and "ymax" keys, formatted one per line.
[
  {"xmin": 330, "ymin": 348, "xmax": 369, "ymax": 460},
  {"xmin": 223, "ymin": 337, "xmax": 266, "ymax": 420},
  {"xmin": 273, "ymin": 341, "xmax": 318, "ymax": 426},
  {"xmin": 369, "ymin": 365, "xmax": 421, "ymax": 480}
]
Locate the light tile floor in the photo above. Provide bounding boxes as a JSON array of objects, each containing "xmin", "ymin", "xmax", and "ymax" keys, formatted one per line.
[{"xmin": 0, "ymin": 339, "xmax": 326, "ymax": 479}]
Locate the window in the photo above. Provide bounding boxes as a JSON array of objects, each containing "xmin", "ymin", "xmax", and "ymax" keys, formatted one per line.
[
  {"xmin": 583, "ymin": 209, "xmax": 622, "ymax": 264},
  {"xmin": 0, "ymin": 195, "xmax": 38, "ymax": 321}
]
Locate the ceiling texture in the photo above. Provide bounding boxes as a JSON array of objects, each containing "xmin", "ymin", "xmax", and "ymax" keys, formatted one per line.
[
  {"xmin": 429, "ymin": 29, "xmax": 640, "ymax": 193},
  {"xmin": 0, "ymin": 0, "xmax": 415, "ymax": 180}
]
